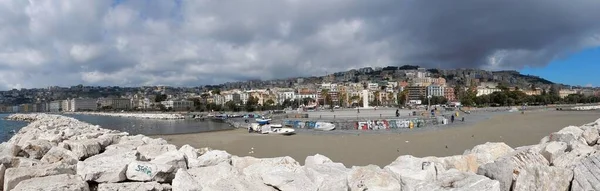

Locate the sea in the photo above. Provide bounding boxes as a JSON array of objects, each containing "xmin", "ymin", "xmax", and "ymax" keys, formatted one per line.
[{"xmin": 0, "ymin": 113, "xmax": 233, "ymax": 142}]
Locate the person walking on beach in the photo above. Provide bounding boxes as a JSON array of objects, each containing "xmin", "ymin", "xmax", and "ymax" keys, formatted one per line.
[
  {"xmin": 395, "ymin": 109, "xmax": 400, "ymax": 117},
  {"xmin": 451, "ymin": 115, "xmax": 455, "ymax": 123}
]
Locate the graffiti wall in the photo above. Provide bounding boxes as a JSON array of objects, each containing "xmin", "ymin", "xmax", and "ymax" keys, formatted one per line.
[{"xmin": 284, "ymin": 118, "xmax": 429, "ymax": 130}]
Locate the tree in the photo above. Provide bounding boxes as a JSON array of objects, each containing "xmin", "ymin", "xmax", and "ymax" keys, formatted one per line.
[
  {"xmin": 264, "ymin": 99, "xmax": 275, "ymax": 110},
  {"xmin": 339, "ymin": 92, "xmax": 348, "ymax": 108},
  {"xmin": 155, "ymin": 94, "xmax": 168, "ymax": 103},
  {"xmin": 373, "ymin": 91, "xmax": 380, "ymax": 106},
  {"xmin": 211, "ymin": 89, "xmax": 221, "ymax": 95},
  {"xmin": 387, "ymin": 92, "xmax": 395, "ymax": 106},
  {"xmin": 245, "ymin": 96, "xmax": 259, "ymax": 112},
  {"xmin": 302, "ymin": 97, "xmax": 314, "ymax": 106},
  {"xmin": 397, "ymin": 89, "xmax": 408, "ymax": 106},
  {"xmin": 225, "ymin": 101, "xmax": 238, "ymax": 111},
  {"xmin": 320, "ymin": 89, "xmax": 330, "ymax": 106}
]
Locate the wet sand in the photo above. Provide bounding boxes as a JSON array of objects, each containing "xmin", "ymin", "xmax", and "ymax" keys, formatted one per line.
[{"xmin": 153, "ymin": 110, "xmax": 600, "ymax": 167}]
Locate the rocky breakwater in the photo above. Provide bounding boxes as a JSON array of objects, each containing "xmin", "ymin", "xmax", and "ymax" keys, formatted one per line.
[
  {"xmin": 2, "ymin": 114, "xmax": 600, "ymax": 191},
  {"xmin": 572, "ymin": 105, "xmax": 600, "ymax": 111},
  {"xmin": 66, "ymin": 112, "xmax": 186, "ymax": 120}
]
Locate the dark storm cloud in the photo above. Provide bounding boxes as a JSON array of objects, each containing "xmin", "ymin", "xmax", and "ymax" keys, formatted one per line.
[{"xmin": 0, "ymin": 0, "xmax": 599, "ymax": 89}]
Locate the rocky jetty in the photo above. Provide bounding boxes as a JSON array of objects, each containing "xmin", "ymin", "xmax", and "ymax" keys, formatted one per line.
[
  {"xmin": 3, "ymin": 113, "xmax": 600, "ymax": 191},
  {"xmin": 65, "ymin": 112, "xmax": 186, "ymax": 120}
]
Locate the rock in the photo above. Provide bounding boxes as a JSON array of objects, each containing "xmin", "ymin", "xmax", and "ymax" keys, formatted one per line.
[
  {"xmin": 125, "ymin": 161, "xmax": 176, "ymax": 183},
  {"xmin": 572, "ymin": 153, "xmax": 600, "ymax": 191},
  {"xmin": 441, "ymin": 154, "xmax": 480, "ymax": 173},
  {"xmin": 20, "ymin": 140, "xmax": 53, "ymax": 159},
  {"xmin": 261, "ymin": 170, "xmax": 317, "ymax": 191},
  {"xmin": 63, "ymin": 139, "xmax": 103, "ymax": 160},
  {"xmin": 10, "ymin": 157, "xmax": 41, "ymax": 167},
  {"xmin": 41, "ymin": 147, "xmax": 79, "ymax": 165},
  {"xmin": 384, "ymin": 155, "xmax": 445, "ymax": 190},
  {"xmin": 97, "ymin": 182, "xmax": 172, "ymax": 191},
  {"xmin": 191, "ymin": 150, "xmax": 231, "ymax": 168},
  {"xmin": 238, "ymin": 156, "xmax": 302, "ymax": 177},
  {"xmin": 550, "ymin": 126, "xmax": 584, "ymax": 143},
  {"xmin": 467, "ymin": 142, "xmax": 515, "ymax": 163},
  {"xmin": 178, "ymin": 145, "xmax": 200, "ymax": 159},
  {"xmin": 231, "ymin": 156, "xmax": 263, "ymax": 170},
  {"xmin": 142, "ymin": 137, "xmax": 168, "ymax": 145},
  {"xmin": 105, "ymin": 139, "xmax": 145, "ymax": 151},
  {"xmin": 152, "ymin": 151, "xmax": 188, "ymax": 169},
  {"xmin": 581, "ymin": 126, "xmax": 599, "ymax": 145},
  {"xmin": 0, "ymin": 164, "xmax": 6, "ymax": 190},
  {"xmin": 513, "ymin": 165, "xmax": 573, "ymax": 191},
  {"xmin": 304, "ymin": 162, "xmax": 349, "ymax": 191},
  {"xmin": 186, "ymin": 162, "xmax": 274, "ymax": 190},
  {"xmin": 3, "ymin": 163, "xmax": 76, "ymax": 191},
  {"xmin": 11, "ymin": 174, "xmax": 89, "ymax": 191},
  {"xmin": 0, "ymin": 143, "xmax": 20, "ymax": 160},
  {"xmin": 477, "ymin": 148, "xmax": 548, "ymax": 191},
  {"xmin": 305, "ymin": 154, "xmax": 333, "ymax": 166},
  {"xmin": 347, "ymin": 165, "xmax": 402, "ymax": 191},
  {"xmin": 172, "ymin": 169, "xmax": 202, "ymax": 191},
  {"xmin": 540, "ymin": 142, "xmax": 567, "ymax": 164},
  {"xmin": 417, "ymin": 169, "xmax": 501, "ymax": 191},
  {"xmin": 137, "ymin": 144, "xmax": 177, "ymax": 161},
  {"xmin": 539, "ymin": 136, "xmax": 550, "ymax": 144},
  {"xmin": 553, "ymin": 140, "xmax": 597, "ymax": 168},
  {"xmin": 77, "ymin": 150, "xmax": 138, "ymax": 183}
]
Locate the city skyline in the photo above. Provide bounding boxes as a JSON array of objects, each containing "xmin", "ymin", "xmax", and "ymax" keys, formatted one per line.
[{"xmin": 1, "ymin": 0, "xmax": 599, "ymax": 90}]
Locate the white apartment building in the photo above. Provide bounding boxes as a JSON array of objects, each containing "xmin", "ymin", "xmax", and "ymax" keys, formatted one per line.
[
  {"xmin": 161, "ymin": 100, "xmax": 194, "ymax": 111},
  {"xmin": 214, "ymin": 95, "xmax": 225, "ymax": 106},
  {"xmin": 61, "ymin": 99, "xmax": 72, "ymax": 112},
  {"xmin": 49, "ymin": 100, "xmax": 62, "ymax": 112},
  {"xmin": 427, "ymin": 85, "xmax": 445, "ymax": 97},
  {"xmin": 240, "ymin": 92, "xmax": 249, "ymax": 104},
  {"xmin": 559, "ymin": 89, "xmax": 578, "ymax": 98},
  {"xmin": 477, "ymin": 87, "xmax": 501, "ymax": 96},
  {"xmin": 100, "ymin": 98, "xmax": 132, "ymax": 110},
  {"xmin": 70, "ymin": 98, "xmax": 98, "ymax": 111},
  {"xmin": 277, "ymin": 91, "xmax": 296, "ymax": 104},
  {"xmin": 295, "ymin": 93, "xmax": 317, "ymax": 100},
  {"xmin": 367, "ymin": 83, "xmax": 379, "ymax": 91}
]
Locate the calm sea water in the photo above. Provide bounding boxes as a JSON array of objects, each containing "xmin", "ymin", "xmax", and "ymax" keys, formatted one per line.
[
  {"xmin": 0, "ymin": 114, "xmax": 28, "ymax": 142},
  {"xmin": 0, "ymin": 113, "xmax": 233, "ymax": 142}
]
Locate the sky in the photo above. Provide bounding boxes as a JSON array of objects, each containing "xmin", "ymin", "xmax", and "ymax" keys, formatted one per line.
[{"xmin": 0, "ymin": 0, "xmax": 599, "ymax": 90}]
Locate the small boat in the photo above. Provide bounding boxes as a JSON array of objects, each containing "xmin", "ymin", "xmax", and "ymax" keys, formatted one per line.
[
  {"xmin": 270, "ymin": 124, "xmax": 283, "ymax": 128},
  {"xmin": 314, "ymin": 122, "xmax": 336, "ymax": 131},
  {"xmin": 270, "ymin": 127, "xmax": 295, "ymax": 135},
  {"xmin": 256, "ymin": 118, "xmax": 271, "ymax": 125}
]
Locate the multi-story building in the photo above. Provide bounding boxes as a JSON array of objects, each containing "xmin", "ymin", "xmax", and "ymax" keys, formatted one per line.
[
  {"xmin": 444, "ymin": 87, "xmax": 456, "ymax": 102},
  {"xmin": 277, "ymin": 91, "xmax": 296, "ymax": 104},
  {"xmin": 70, "ymin": 98, "xmax": 98, "ymax": 111},
  {"xmin": 161, "ymin": 100, "xmax": 194, "ymax": 111},
  {"xmin": 61, "ymin": 99, "xmax": 72, "ymax": 112},
  {"xmin": 559, "ymin": 89, "xmax": 578, "ymax": 98},
  {"xmin": 427, "ymin": 85, "xmax": 445, "ymax": 97},
  {"xmin": 49, "ymin": 100, "xmax": 62, "ymax": 112},
  {"xmin": 477, "ymin": 87, "xmax": 501, "ymax": 96},
  {"xmin": 406, "ymin": 86, "xmax": 427, "ymax": 102},
  {"xmin": 214, "ymin": 95, "xmax": 226, "ymax": 106},
  {"xmin": 100, "ymin": 98, "xmax": 131, "ymax": 110}
]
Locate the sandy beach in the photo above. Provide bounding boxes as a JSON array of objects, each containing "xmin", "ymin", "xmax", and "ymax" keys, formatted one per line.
[{"xmin": 153, "ymin": 110, "xmax": 600, "ymax": 167}]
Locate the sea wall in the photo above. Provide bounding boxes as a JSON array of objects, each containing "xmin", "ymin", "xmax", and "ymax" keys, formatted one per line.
[
  {"xmin": 2, "ymin": 113, "xmax": 600, "ymax": 190},
  {"xmin": 283, "ymin": 118, "xmax": 435, "ymax": 130},
  {"xmin": 65, "ymin": 112, "xmax": 186, "ymax": 120}
]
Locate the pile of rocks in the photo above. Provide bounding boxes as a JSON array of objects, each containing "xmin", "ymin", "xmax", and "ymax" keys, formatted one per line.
[
  {"xmin": 572, "ymin": 105, "xmax": 600, "ymax": 111},
  {"xmin": 64, "ymin": 112, "xmax": 186, "ymax": 120},
  {"xmin": 2, "ymin": 113, "xmax": 600, "ymax": 191}
]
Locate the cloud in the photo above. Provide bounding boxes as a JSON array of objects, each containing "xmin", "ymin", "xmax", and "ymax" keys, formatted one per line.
[{"xmin": 1, "ymin": 0, "xmax": 600, "ymax": 89}]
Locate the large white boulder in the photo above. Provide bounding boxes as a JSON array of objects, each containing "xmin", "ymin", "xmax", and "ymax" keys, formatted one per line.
[
  {"xmin": 178, "ymin": 144, "xmax": 200, "ymax": 159},
  {"xmin": 96, "ymin": 182, "xmax": 172, "ymax": 191},
  {"xmin": 512, "ymin": 165, "xmax": 573, "ymax": 191},
  {"xmin": 553, "ymin": 141, "xmax": 597, "ymax": 168},
  {"xmin": 304, "ymin": 154, "xmax": 333, "ymax": 166},
  {"xmin": 172, "ymin": 169, "xmax": 202, "ymax": 191},
  {"xmin": 10, "ymin": 157, "xmax": 41, "ymax": 167},
  {"xmin": 11, "ymin": 174, "xmax": 89, "ymax": 191},
  {"xmin": 466, "ymin": 142, "xmax": 515, "ymax": 163},
  {"xmin": 125, "ymin": 161, "xmax": 176, "ymax": 183},
  {"xmin": 3, "ymin": 163, "xmax": 76, "ymax": 191},
  {"xmin": 191, "ymin": 150, "xmax": 232, "ymax": 168},
  {"xmin": 581, "ymin": 126, "xmax": 599, "ymax": 145},
  {"xmin": 347, "ymin": 165, "xmax": 402, "ymax": 191},
  {"xmin": 303, "ymin": 162, "xmax": 349, "ymax": 191},
  {"xmin": 384, "ymin": 155, "xmax": 445, "ymax": 191},
  {"xmin": 77, "ymin": 150, "xmax": 138, "ymax": 183},
  {"xmin": 477, "ymin": 148, "xmax": 549, "ymax": 191},
  {"xmin": 550, "ymin": 126, "xmax": 584, "ymax": 143},
  {"xmin": 238, "ymin": 156, "xmax": 302, "ymax": 177},
  {"xmin": 137, "ymin": 144, "xmax": 177, "ymax": 161},
  {"xmin": 186, "ymin": 162, "xmax": 274, "ymax": 190},
  {"xmin": 40, "ymin": 146, "xmax": 79, "ymax": 165},
  {"xmin": 572, "ymin": 153, "xmax": 600, "ymax": 191},
  {"xmin": 63, "ymin": 139, "xmax": 103, "ymax": 160},
  {"xmin": 262, "ymin": 170, "xmax": 317, "ymax": 191},
  {"xmin": 20, "ymin": 140, "xmax": 54, "ymax": 159},
  {"xmin": 142, "ymin": 137, "xmax": 168, "ymax": 145},
  {"xmin": 152, "ymin": 151, "xmax": 188, "ymax": 169},
  {"xmin": 540, "ymin": 142, "xmax": 567, "ymax": 164},
  {"xmin": 416, "ymin": 169, "xmax": 500, "ymax": 191},
  {"xmin": 105, "ymin": 139, "xmax": 145, "ymax": 151},
  {"xmin": 0, "ymin": 164, "xmax": 6, "ymax": 191}
]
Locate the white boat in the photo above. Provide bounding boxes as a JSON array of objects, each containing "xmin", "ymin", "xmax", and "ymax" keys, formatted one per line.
[
  {"xmin": 269, "ymin": 127, "xmax": 295, "ymax": 135},
  {"xmin": 314, "ymin": 122, "xmax": 336, "ymax": 131},
  {"xmin": 256, "ymin": 118, "xmax": 271, "ymax": 125},
  {"xmin": 270, "ymin": 124, "xmax": 283, "ymax": 128}
]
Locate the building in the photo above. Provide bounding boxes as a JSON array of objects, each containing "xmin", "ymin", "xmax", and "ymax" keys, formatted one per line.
[
  {"xmin": 61, "ymin": 99, "xmax": 72, "ymax": 112},
  {"xmin": 444, "ymin": 87, "xmax": 456, "ymax": 102},
  {"xmin": 49, "ymin": 100, "xmax": 62, "ymax": 112},
  {"xmin": 161, "ymin": 100, "xmax": 194, "ymax": 111},
  {"xmin": 427, "ymin": 85, "xmax": 445, "ymax": 97},
  {"xmin": 477, "ymin": 87, "xmax": 501, "ymax": 96},
  {"xmin": 100, "ymin": 98, "xmax": 131, "ymax": 110},
  {"xmin": 70, "ymin": 98, "xmax": 98, "ymax": 111},
  {"xmin": 406, "ymin": 86, "xmax": 427, "ymax": 103},
  {"xmin": 277, "ymin": 91, "xmax": 295, "ymax": 105},
  {"xmin": 559, "ymin": 89, "xmax": 578, "ymax": 98}
]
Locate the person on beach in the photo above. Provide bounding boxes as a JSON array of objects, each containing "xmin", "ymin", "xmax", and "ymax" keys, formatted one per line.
[
  {"xmin": 395, "ymin": 109, "xmax": 400, "ymax": 117},
  {"xmin": 451, "ymin": 115, "xmax": 455, "ymax": 123}
]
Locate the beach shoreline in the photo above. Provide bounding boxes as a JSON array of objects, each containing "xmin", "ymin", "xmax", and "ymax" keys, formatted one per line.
[{"xmin": 153, "ymin": 110, "xmax": 600, "ymax": 167}]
